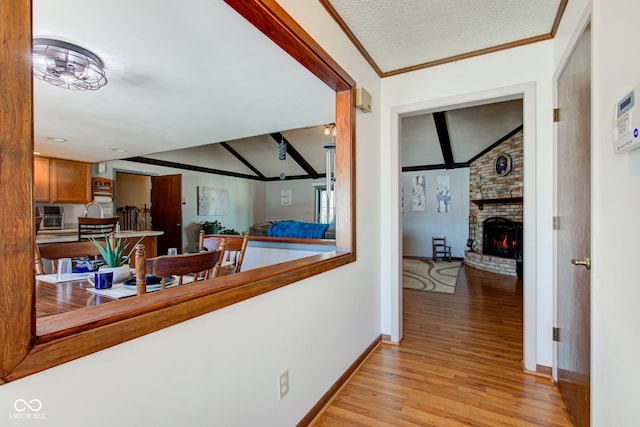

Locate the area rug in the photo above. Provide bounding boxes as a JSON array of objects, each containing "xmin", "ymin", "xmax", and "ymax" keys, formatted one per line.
[{"xmin": 402, "ymin": 258, "xmax": 462, "ymax": 294}]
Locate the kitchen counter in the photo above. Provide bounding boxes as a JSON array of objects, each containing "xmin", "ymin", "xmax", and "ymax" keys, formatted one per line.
[{"xmin": 37, "ymin": 230, "xmax": 163, "ymax": 244}]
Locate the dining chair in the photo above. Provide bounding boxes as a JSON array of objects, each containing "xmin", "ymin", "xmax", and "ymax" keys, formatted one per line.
[
  {"xmin": 134, "ymin": 243, "xmax": 224, "ymax": 295},
  {"xmin": 77, "ymin": 217, "xmax": 120, "ymax": 241},
  {"xmin": 432, "ymin": 237, "xmax": 452, "ymax": 262},
  {"xmin": 38, "ymin": 240, "xmax": 105, "ymax": 274},
  {"xmin": 218, "ymin": 232, "xmax": 249, "ymax": 275},
  {"xmin": 198, "ymin": 230, "xmax": 225, "ymax": 253}
]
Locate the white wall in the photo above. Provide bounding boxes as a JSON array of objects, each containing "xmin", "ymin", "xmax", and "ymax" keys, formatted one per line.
[
  {"xmin": 402, "ymin": 169, "xmax": 470, "ymax": 258},
  {"xmin": 589, "ymin": 1, "xmax": 640, "ymax": 425},
  {"xmin": 265, "ymin": 178, "xmax": 323, "ymax": 223},
  {"xmin": 0, "ymin": 2, "xmax": 383, "ymax": 426},
  {"xmin": 380, "ymin": 42, "xmax": 555, "ymax": 366}
]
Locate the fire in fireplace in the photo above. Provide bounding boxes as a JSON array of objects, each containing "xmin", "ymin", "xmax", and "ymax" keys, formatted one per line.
[{"xmin": 482, "ymin": 217, "xmax": 523, "ymax": 259}]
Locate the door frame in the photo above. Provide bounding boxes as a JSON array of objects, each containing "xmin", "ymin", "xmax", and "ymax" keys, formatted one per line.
[
  {"xmin": 387, "ymin": 82, "xmax": 539, "ymax": 370},
  {"xmin": 552, "ymin": 10, "xmax": 592, "ymax": 381}
]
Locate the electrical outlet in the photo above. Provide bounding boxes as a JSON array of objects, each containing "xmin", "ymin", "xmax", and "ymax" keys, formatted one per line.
[{"xmin": 278, "ymin": 369, "xmax": 289, "ymax": 400}]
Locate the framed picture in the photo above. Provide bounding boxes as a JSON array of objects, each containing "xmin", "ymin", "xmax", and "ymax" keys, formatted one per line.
[
  {"xmin": 197, "ymin": 186, "xmax": 228, "ymax": 216},
  {"xmin": 495, "ymin": 154, "xmax": 512, "ymax": 176},
  {"xmin": 281, "ymin": 190, "xmax": 292, "ymax": 205}
]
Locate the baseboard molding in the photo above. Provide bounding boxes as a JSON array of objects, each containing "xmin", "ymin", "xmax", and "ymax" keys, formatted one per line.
[
  {"xmin": 522, "ymin": 360, "xmax": 553, "ymax": 380},
  {"xmin": 298, "ymin": 335, "xmax": 382, "ymax": 426},
  {"xmin": 381, "ymin": 334, "xmax": 403, "ymax": 345}
]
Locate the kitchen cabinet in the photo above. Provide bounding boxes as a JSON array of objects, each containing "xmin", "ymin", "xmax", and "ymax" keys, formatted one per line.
[
  {"xmin": 34, "ymin": 157, "xmax": 91, "ymax": 204},
  {"xmin": 33, "ymin": 156, "xmax": 50, "ymax": 202}
]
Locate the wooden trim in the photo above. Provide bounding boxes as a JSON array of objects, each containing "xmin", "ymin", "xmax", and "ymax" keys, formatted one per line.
[
  {"xmin": 225, "ymin": 0, "xmax": 355, "ymax": 91},
  {"xmin": 318, "ymin": 0, "xmax": 384, "ymax": 77},
  {"xmin": 297, "ymin": 335, "xmax": 382, "ymax": 426},
  {"xmin": 0, "ymin": 0, "xmax": 34, "ymax": 383},
  {"xmin": 1, "ymin": 0, "xmax": 357, "ymax": 384},
  {"xmin": 522, "ymin": 360, "xmax": 554, "ymax": 380},
  {"xmin": 550, "ymin": 0, "xmax": 569, "ymax": 38},
  {"xmin": 319, "ymin": 0, "xmax": 566, "ymax": 78},
  {"xmin": 382, "ymin": 34, "xmax": 553, "ymax": 77}
]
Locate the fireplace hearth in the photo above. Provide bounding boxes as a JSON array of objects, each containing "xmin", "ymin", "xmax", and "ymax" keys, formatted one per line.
[{"xmin": 483, "ymin": 217, "xmax": 523, "ymax": 259}]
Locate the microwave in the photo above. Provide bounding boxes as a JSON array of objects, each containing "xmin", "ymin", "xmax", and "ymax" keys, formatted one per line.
[{"xmin": 37, "ymin": 205, "xmax": 64, "ymax": 230}]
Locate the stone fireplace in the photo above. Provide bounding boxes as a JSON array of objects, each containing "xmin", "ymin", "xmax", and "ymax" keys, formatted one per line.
[{"xmin": 464, "ymin": 128, "xmax": 523, "ymax": 277}]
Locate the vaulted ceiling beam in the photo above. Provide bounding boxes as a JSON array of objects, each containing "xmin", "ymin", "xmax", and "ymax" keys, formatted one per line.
[
  {"xmin": 270, "ymin": 132, "xmax": 321, "ymax": 179},
  {"xmin": 433, "ymin": 112, "xmax": 455, "ymax": 169},
  {"xmin": 468, "ymin": 124, "xmax": 523, "ymax": 164},
  {"xmin": 402, "ymin": 162, "xmax": 469, "ymax": 173},
  {"xmin": 220, "ymin": 141, "xmax": 266, "ymax": 180}
]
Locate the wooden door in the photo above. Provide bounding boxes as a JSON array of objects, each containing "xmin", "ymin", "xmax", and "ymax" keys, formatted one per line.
[
  {"xmin": 556, "ymin": 25, "xmax": 591, "ymax": 426},
  {"xmin": 151, "ymin": 174, "xmax": 182, "ymax": 255}
]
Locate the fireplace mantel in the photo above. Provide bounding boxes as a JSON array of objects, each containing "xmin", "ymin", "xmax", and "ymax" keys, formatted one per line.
[{"xmin": 471, "ymin": 196, "xmax": 523, "ymax": 211}]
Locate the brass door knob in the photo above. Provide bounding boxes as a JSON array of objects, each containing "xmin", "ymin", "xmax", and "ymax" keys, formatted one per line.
[{"xmin": 571, "ymin": 256, "xmax": 591, "ymax": 270}]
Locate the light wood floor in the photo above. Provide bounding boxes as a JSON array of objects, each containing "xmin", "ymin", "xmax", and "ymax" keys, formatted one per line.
[{"xmin": 313, "ymin": 264, "xmax": 573, "ymax": 426}]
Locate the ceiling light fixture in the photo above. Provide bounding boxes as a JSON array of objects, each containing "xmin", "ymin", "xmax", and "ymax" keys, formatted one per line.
[
  {"xmin": 323, "ymin": 123, "xmax": 336, "ymax": 137},
  {"xmin": 111, "ymin": 148, "xmax": 128, "ymax": 153},
  {"xmin": 32, "ymin": 38, "xmax": 108, "ymax": 91},
  {"xmin": 46, "ymin": 137, "xmax": 67, "ymax": 142}
]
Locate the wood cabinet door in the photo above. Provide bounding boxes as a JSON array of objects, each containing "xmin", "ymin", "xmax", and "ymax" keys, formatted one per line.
[
  {"xmin": 50, "ymin": 159, "xmax": 91, "ymax": 203},
  {"xmin": 33, "ymin": 156, "xmax": 50, "ymax": 202}
]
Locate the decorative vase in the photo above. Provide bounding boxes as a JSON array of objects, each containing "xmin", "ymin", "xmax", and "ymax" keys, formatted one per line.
[
  {"xmin": 476, "ymin": 192, "xmax": 483, "ymax": 199},
  {"xmin": 99, "ymin": 264, "xmax": 131, "ymax": 283}
]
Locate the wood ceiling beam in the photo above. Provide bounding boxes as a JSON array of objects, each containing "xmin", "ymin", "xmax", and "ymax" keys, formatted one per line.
[
  {"xmin": 220, "ymin": 142, "xmax": 266, "ymax": 180},
  {"xmin": 468, "ymin": 125, "xmax": 523, "ymax": 164},
  {"xmin": 270, "ymin": 132, "xmax": 321, "ymax": 179},
  {"xmin": 402, "ymin": 162, "xmax": 469, "ymax": 173},
  {"xmin": 433, "ymin": 112, "xmax": 455, "ymax": 169}
]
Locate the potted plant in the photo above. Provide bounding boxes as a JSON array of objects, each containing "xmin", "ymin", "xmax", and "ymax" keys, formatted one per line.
[
  {"xmin": 89, "ymin": 234, "xmax": 144, "ymax": 282},
  {"xmin": 473, "ymin": 175, "xmax": 486, "ymax": 199},
  {"xmin": 219, "ymin": 228, "xmax": 240, "ymax": 235},
  {"xmin": 200, "ymin": 220, "xmax": 224, "ymax": 234}
]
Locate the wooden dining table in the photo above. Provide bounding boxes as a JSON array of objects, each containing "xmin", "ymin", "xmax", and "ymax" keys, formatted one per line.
[
  {"xmin": 36, "ymin": 267, "xmax": 235, "ymax": 318},
  {"xmin": 36, "ymin": 277, "xmax": 117, "ymax": 318}
]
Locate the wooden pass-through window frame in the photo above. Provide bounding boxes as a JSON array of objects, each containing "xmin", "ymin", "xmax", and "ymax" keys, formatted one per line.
[{"xmin": 0, "ymin": 0, "xmax": 356, "ymax": 383}]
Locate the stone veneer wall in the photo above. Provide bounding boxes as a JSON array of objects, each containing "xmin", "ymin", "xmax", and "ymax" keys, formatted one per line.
[{"xmin": 466, "ymin": 129, "xmax": 523, "ymax": 276}]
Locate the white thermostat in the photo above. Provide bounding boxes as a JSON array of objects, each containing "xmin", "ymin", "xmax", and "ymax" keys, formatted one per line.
[{"xmin": 613, "ymin": 86, "xmax": 640, "ymax": 154}]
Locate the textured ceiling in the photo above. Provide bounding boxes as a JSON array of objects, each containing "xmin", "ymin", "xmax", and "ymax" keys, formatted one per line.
[{"xmin": 323, "ymin": 0, "xmax": 565, "ymax": 75}]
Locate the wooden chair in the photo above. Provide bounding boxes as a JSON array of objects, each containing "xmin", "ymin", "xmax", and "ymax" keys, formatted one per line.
[
  {"xmin": 218, "ymin": 232, "xmax": 249, "ymax": 275},
  {"xmin": 78, "ymin": 217, "xmax": 120, "ymax": 241},
  {"xmin": 198, "ymin": 231, "xmax": 249, "ymax": 275},
  {"xmin": 432, "ymin": 237, "xmax": 452, "ymax": 261},
  {"xmin": 38, "ymin": 240, "xmax": 104, "ymax": 274},
  {"xmin": 134, "ymin": 243, "xmax": 224, "ymax": 295},
  {"xmin": 198, "ymin": 229, "xmax": 224, "ymax": 252}
]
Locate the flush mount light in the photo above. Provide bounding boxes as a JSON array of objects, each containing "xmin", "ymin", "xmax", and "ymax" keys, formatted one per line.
[
  {"xmin": 111, "ymin": 148, "xmax": 128, "ymax": 153},
  {"xmin": 46, "ymin": 136, "xmax": 67, "ymax": 142},
  {"xmin": 32, "ymin": 38, "xmax": 107, "ymax": 91}
]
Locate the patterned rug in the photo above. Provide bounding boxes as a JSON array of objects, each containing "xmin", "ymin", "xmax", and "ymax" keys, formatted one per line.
[{"xmin": 402, "ymin": 258, "xmax": 462, "ymax": 294}]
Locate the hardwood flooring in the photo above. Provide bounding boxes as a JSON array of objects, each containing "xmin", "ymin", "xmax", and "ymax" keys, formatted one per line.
[{"xmin": 312, "ymin": 265, "xmax": 573, "ymax": 426}]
